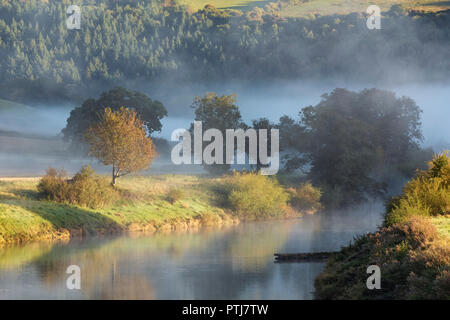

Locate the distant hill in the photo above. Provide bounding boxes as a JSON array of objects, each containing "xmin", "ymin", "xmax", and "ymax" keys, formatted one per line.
[{"xmin": 0, "ymin": 0, "xmax": 449, "ymax": 101}]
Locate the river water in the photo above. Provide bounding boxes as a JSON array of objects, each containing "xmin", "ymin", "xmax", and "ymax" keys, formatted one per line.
[{"xmin": 0, "ymin": 202, "xmax": 384, "ymax": 299}]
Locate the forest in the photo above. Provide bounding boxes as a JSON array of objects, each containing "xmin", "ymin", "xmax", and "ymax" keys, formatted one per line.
[
  {"xmin": 0, "ymin": 0, "xmax": 450, "ymax": 102},
  {"xmin": 0, "ymin": 0, "xmax": 448, "ymax": 301}
]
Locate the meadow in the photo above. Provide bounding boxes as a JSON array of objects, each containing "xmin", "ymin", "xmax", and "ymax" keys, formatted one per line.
[
  {"xmin": 278, "ymin": 0, "xmax": 450, "ymax": 17},
  {"xmin": 180, "ymin": 0, "xmax": 450, "ymax": 16},
  {"xmin": 0, "ymin": 175, "xmax": 234, "ymax": 244},
  {"xmin": 0, "ymin": 172, "xmax": 320, "ymax": 244}
]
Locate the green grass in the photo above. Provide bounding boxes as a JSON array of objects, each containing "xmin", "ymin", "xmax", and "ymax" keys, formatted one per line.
[
  {"xmin": 0, "ymin": 175, "xmax": 235, "ymax": 244},
  {"xmin": 277, "ymin": 0, "xmax": 450, "ymax": 17},
  {"xmin": 314, "ymin": 153, "xmax": 450, "ymax": 299},
  {"xmin": 0, "ymin": 172, "xmax": 320, "ymax": 244},
  {"xmin": 432, "ymin": 215, "xmax": 450, "ymax": 238}
]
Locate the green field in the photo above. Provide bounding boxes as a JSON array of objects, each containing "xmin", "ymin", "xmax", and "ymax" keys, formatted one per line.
[
  {"xmin": 278, "ymin": 0, "xmax": 450, "ymax": 17},
  {"xmin": 0, "ymin": 175, "xmax": 237, "ymax": 244},
  {"xmin": 180, "ymin": 0, "xmax": 450, "ymax": 16}
]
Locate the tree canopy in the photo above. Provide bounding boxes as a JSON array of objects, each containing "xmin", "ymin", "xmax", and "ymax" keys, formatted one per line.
[
  {"xmin": 190, "ymin": 92, "xmax": 245, "ymax": 174},
  {"xmin": 0, "ymin": 1, "xmax": 449, "ymax": 101},
  {"xmin": 62, "ymin": 87, "xmax": 167, "ymax": 148},
  {"xmin": 281, "ymin": 88, "xmax": 431, "ymax": 206},
  {"xmin": 85, "ymin": 107, "xmax": 157, "ymax": 185}
]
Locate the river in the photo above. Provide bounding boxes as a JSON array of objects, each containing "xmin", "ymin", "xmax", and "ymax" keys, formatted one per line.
[{"xmin": 0, "ymin": 202, "xmax": 384, "ymax": 299}]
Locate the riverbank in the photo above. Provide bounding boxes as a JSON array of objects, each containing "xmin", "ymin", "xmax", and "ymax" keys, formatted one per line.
[
  {"xmin": 0, "ymin": 174, "xmax": 318, "ymax": 245},
  {"xmin": 314, "ymin": 154, "xmax": 450, "ymax": 300},
  {"xmin": 0, "ymin": 175, "xmax": 239, "ymax": 244}
]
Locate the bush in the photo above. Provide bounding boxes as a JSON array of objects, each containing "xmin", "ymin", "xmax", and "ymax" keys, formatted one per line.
[
  {"xmin": 37, "ymin": 166, "xmax": 117, "ymax": 208},
  {"xmin": 315, "ymin": 216, "xmax": 449, "ymax": 300},
  {"xmin": 385, "ymin": 152, "xmax": 450, "ymax": 225},
  {"xmin": 288, "ymin": 182, "xmax": 322, "ymax": 214},
  {"xmin": 220, "ymin": 172, "xmax": 289, "ymax": 220},
  {"xmin": 315, "ymin": 154, "xmax": 450, "ymax": 300},
  {"xmin": 37, "ymin": 168, "xmax": 68, "ymax": 202},
  {"xmin": 167, "ymin": 188, "xmax": 185, "ymax": 204}
]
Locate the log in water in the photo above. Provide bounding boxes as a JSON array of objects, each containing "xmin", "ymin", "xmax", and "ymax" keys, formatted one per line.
[{"xmin": 274, "ymin": 252, "xmax": 336, "ymax": 262}]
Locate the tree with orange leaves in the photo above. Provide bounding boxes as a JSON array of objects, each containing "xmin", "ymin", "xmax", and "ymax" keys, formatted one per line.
[{"xmin": 85, "ymin": 107, "xmax": 157, "ymax": 186}]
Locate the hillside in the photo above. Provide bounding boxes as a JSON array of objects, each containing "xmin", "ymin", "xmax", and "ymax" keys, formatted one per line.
[
  {"xmin": 181, "ymin": 0, "xmax": 450, "ymax": 16},
  {"xmin": 1, "ymin": 0, "xmax": 450, "ymax": 103}
]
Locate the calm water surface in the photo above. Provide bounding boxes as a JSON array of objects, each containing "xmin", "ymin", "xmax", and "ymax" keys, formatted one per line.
[{"xmin": 0, "ymin": 203, "xmax": 383, "ymax": 299}]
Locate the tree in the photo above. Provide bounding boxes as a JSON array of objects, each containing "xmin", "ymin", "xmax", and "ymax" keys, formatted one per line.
[
  {"xmin": 281, "ymin": 88, "xmax": 430, "ymax": 206},
  {"xmin": 190, "ymin": 92, "xmax": 245, "ymax": 174},
  {"xmin": 85, "ymin": 107, "xmax": 157, "ymax": 185},
  {"xmin": 251, "ymin": 117, "xmax": 275, "ymax": 171},
  {"xmin": 62, "ymin": 87, "xmax": 167, "ymax": 151}
]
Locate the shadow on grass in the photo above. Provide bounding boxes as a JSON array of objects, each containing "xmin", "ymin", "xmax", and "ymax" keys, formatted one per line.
[
  {"xmin": 30, "ymin": 202, "xmax": 124, "ymax": 236},
  {"xmin": 1, "ymin": 190, "xmax": 124, "ymax": 236}
]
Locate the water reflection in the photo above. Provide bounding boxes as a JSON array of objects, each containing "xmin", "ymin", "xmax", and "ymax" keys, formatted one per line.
[{"xmin": 0, "ymin": 203, "xmax": 383, "ymax": 299}]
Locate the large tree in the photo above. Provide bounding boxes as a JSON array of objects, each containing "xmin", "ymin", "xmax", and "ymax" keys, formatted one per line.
[
  {"xmin": 85, "ymin": 107, "xmax": 157, "ymax": 185},
  {"xmin": 189, "ymin": 93, "xmax": 245, "ymax": 174},
  {"xmin": 281, "ymin": 88, "xmax": 431, "ymax": 206},
  {"xmin": 63, "ymin": 87, "xmax": 167, "ymax": 150}
]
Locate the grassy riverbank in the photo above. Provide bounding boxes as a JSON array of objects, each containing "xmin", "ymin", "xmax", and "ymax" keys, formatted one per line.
[
  {"xmin": 0, "ymin": 175, "xmax": 236, "ymax": 244},
  {"xmin": 314, "ymin": 154, "xmax": 450, "ymax": 300},
  {"xmin": 0, "ymin": 173, "xmax": 319, "ymax": 244}
]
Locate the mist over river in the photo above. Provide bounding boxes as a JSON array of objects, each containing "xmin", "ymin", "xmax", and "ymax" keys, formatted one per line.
[
  {"xmin": 0, "ymin": 80, "xmax": 446, "ymax": 298},
  {"xmin": 1, "ymin": 80, "xmax": 450, "ymax": 175},
  {"xmin": 0, "ymin": 202, "xmax": 383, "ymax": 299}
]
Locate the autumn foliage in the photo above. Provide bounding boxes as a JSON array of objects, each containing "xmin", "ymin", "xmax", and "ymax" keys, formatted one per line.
[{"xmin": 85, "ymin": 107, "xmax": 157, "ymax": 185}]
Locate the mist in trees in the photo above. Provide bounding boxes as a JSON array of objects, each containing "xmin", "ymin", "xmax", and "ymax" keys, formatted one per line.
[
  {"xmin": 278, "ymin": 88, "xmax": 433, "ymax": 207},
  {"xmin": 189, "ymin": 93, "xmax": 246, "ymax": 174},
  {"xmin": 1, "ymin": 1, "xmax": 450, "ymax": 103},
  {"xmin": 62, "ymin": 87, "xmax": 167, "ymax": 152}
]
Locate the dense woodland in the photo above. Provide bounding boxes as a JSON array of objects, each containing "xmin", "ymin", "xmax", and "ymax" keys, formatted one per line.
[{"xmin": 0, "ymin": 0, "xmax": 450, "ymax": 102}]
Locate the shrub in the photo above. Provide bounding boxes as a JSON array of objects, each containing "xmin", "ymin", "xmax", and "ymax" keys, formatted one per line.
[
  {"xmin": 385, "ymin": 152, "xmax": 450, "ymax": 225},
  {"xmin": 315, "ymin": 153, "xmax": 450, "ymax": 300},
  {"xmin": 220, "ymin": 172, "xmax": 289, "ymax": 220},
  {"xmin": 37, "ymin": 166, "xmax": 117, "ymax": 208},
  {"xmin": 314, "ymin": 216, "xmax": 448, "ymax": 300},
  {"xmin": 37, "ymin": 168, "xmax": 68, "ymax": 202},
  {"xmin": 167, "ymin": 188, "xmax": 185, "ymax": 204},
  {"xmin": 288, "ymin": 182, "xmax": 322, "ymax": 214}
]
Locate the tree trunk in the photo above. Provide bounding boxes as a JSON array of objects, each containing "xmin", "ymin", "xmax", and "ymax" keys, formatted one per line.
[{"xmin": 112, "ymin": 165, "xmax": 116, "ymax": 186}]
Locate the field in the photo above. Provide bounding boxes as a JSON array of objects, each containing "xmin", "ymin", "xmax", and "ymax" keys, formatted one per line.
[
  {"xmin": 180, "ymin": 0, "xmax": 450, "ymax": 16},
  {"xmin": 0, "ymin": 175, "xmax": 237, "ymax": 244},
  {"xmin": 277, "ymin": 0, "xmax": 450, "ymax": 17}
]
